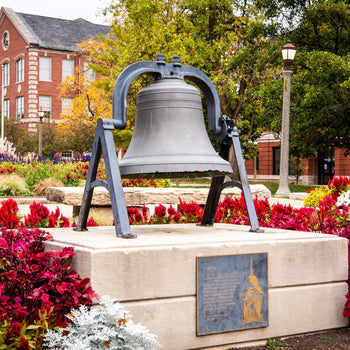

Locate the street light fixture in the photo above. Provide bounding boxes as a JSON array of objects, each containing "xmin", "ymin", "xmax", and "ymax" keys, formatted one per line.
[
  {"xmin": 275, "ymin": 43, "xmax": 297, "ymax": 197},
  {"xmin": 38, "ymin": 109, "xmax": 44, "ymax": 157},
  {"xmin": 281, "ymin": 43, "xmax": 297, "ymax": 70}
]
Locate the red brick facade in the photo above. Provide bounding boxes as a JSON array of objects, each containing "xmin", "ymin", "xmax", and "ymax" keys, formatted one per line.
[
  {"xmin": 246, "ymin": 132, "xmax": 350, "ymax": 185},
  {"xmin": 335, "ymin": 149, "xmax": 350, "ymax": 177},
  {"xmin": 0, "ymin": 14, "xmax": 28, "ymax": 119},
  {"xmin": 0, "ymin": 7, "xmax": 109, "ymax": 132}
]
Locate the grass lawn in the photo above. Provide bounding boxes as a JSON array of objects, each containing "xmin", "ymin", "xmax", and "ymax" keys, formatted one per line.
[
  {"xmin": 253, "ymin": 182, "xmax": 315, "ymax": 196},
  {"xmin": 174, "ymin": 178, "xmax": 315, "ymax": 196}
]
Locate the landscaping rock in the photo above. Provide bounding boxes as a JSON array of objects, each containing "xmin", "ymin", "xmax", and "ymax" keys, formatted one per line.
[{"xmin": 45, "ymin": 184, "xmax": 271, "ymax": 207}]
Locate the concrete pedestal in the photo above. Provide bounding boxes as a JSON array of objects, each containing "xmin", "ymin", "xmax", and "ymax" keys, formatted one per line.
[{"xmin": 45, "ymin": 224, "xmax": 348, "ymax": 350}]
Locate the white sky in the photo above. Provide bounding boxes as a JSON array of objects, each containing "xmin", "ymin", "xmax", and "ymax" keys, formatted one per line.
[{"xmin": 1, "ymin": 0, "xmax": 113, "ymax": 25}]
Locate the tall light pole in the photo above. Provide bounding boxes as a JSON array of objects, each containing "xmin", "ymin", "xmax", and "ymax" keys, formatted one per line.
[
  {"xmin": 38, "ymin": 109, "xmax": 44, "ymax": 157},
  {"xmin": 1, "ymin": 65, "xmax": 4, "ymax": 142},
  {"xmin": 275, "ymin": 43, "xmax": 297, "ymax": 197}
]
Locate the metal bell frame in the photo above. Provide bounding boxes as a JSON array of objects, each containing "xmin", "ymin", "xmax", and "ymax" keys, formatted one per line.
[{"xmin": 74, "ymin": 54, "xmax": 262, "ymax": 238}]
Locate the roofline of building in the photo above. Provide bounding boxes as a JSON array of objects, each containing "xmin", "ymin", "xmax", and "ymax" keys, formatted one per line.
[
  {"xmin": 1, "ymin": 7, "xmax": 108, "ymax": 52},
  {"xmin": 0, "ymin": 7, "xmax": 39, "ymax": 46}
]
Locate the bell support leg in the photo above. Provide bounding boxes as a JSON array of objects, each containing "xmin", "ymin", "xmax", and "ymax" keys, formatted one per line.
[
  {"xmin": 200, "ymin": 138, "xmax": 230, "ymax": 226},
  {"xmin": 230, "ymin": 125, "xmax": 263, "ymax": 232},
  {"xmin": 73, "ymin": 122, "xmax": 101, "ymax": 232},
  {"xmin": 200, "ymin": 122, "xmax": 263, "ymax": 232},
  {"xmin": 74, "ymin": 118, "xmax": 136, "ymax": 238}
]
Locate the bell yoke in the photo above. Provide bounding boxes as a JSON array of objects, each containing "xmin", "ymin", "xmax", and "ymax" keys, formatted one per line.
[{"xmin": 74, "ymin": 54, "xmax": 261, "ymax": 238}]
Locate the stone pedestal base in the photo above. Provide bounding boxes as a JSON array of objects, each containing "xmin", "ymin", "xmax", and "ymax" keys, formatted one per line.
[{"xmin": 45, "ymin": 224, "xmax": 348, "ymax": 350}]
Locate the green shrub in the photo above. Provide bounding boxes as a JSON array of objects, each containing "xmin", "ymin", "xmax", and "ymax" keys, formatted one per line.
[
  {"xmin": 24, "ymin": 162, "xmax": 54, "ymax": 189},
  {"xmin": 304, "ymin": 187, "xmax": 332, "ymax": 207},
  {"xmin": 33, "ymin": 177, "xmax": 65, "ymax": 195},
  {"xmin": 0, "ymin": 174, "xmax": 29, "ymax": 196},
  {"xmin": 267, "ymin": 337, "xmax": 287, "ymax": 350}
]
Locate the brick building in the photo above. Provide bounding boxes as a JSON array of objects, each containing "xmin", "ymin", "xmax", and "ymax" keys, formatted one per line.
[
  {"xmin": 0, "ymin": 7, "xmax": 109, "ymax": 132},
  {"xmin": 245, "ymin": 131, "xmax": 350, "ymax": 185}
]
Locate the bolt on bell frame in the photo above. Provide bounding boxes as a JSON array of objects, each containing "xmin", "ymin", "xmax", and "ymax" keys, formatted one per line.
[{"xmin": 74, "ymin": 54, "xmax": 262, "ymax": 238}]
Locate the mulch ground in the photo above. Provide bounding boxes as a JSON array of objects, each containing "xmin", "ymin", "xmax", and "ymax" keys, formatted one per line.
[{"xmin": 229, "ymin": 328, "xmax": 350, "ymax": 349}]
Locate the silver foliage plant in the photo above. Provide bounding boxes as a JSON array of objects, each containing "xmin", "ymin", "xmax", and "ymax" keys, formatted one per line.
[
  {"xmin": 44, "ymin": 295, "xmax": 160, "ymax": 350},
  {"xmin": 336, "ymin": 189, "xmax": 350, "ymax": 208}
]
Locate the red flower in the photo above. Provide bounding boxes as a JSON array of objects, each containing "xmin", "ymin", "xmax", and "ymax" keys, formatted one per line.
[
  {"xmin": 0, "ymin": 199, "xmax": 20, "ymax": 229},
  {"xmin": 155, "ymin": 204, "xmax": 167, "ymax": 217},
  {"xmin": 167, "ymin": 205, "xmax": 177, "ymax": 216},
  {"xmin": 343, "ymin": 293, "xmax": 350, "ymax": 318},
  {"xmin": 87, "ymin": 217, "xmax": 98, "ymax": 226}
]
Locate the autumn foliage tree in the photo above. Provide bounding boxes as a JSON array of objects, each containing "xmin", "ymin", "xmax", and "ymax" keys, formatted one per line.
[
  {"xmin": 59, "ymin": 0, "xmax": 285, "ymax": 157},
  {"xmin": 57, "ymin": 53, "xmax": 111, "ymax": 154},
  {"xmin": 58, "ymin": 0, "xmax": 350, "ymax": 160}
]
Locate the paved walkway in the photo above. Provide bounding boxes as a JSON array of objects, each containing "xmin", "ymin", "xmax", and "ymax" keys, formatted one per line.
[{"xmin": 269, "ymin": 197, "xmax": 305, "ymax": 209}]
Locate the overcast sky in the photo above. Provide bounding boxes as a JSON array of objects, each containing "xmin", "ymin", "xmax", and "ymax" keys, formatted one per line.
[{"xmin": 1, "ymin": 0, "xmax": 113, "ymax": 25}]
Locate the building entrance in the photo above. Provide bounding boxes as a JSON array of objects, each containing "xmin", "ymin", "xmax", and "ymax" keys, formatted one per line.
[{"xmin": 318, "ymin": 150, "xmax": 334, "ymax": 185}]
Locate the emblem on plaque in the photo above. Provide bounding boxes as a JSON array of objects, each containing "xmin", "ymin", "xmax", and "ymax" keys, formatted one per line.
[{"xmin": 240, "ymin": 257, "xmax": 264, "ymax": 325}]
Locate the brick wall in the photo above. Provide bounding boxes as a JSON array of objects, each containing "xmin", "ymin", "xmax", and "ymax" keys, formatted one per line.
[
  {"xmin": 0, "ymin": 15, "xmax": 28, "ymax": 121},
  {"xmin": 37, "ymin": 51, "xmax": 79, "ymax": 120},
  {"xmin": 0, "ymin": 13, "xmax": 84, "ymax": 126},
  {"xmin": 245, "ymin": 134, "xmax": 320, "ymax": 185},
  {"xmin": 335, "ymin": 148, "xmax": 350, "ymax": 177}
]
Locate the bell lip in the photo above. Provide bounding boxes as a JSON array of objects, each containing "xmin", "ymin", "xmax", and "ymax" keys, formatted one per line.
[
  {"xmin": 119, "ymin": 163, "xmax": 233, "ymax": 179},
  {"xmin": 120, "ymin": 169, "xmax": 233, "ymax": 179},
  {"xmin": 119, "ymin": 154, "xmax": 233, "ymax": 178}
]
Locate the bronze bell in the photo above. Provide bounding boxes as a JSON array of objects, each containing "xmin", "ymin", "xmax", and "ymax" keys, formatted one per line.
[
  {"xmin": 74, "ymin": 55, "xmax": 262, "ymax": 237},
  {"xmin": 119, "ymin": 78, "xmax": 233, "ymax": 178}
]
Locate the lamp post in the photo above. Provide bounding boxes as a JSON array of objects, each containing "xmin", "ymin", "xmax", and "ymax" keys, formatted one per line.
[
  {"xmin": 38, "ymin": 110, "xmax": 44, "ymax": 157},
  {"xmin": 1, "ymin": 65, "xmax": 4, "ymax": 142},
  {"xmin": 275, "ymin": 43, "xmax": 297, "ymax": 197},
  {"xmin": 253, "ymin": 141, "xmax": 258, "ymax": 181}
]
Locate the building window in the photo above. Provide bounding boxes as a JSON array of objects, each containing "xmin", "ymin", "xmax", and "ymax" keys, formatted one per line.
[
  {"xmin": 39, "ymin": 57, "xmax": 52, "ymax": 81},
  {"xmin": 2, "ymin": 62, "xmax": 9, "ymax": 86},
  {"xmin": 62, "ymin": 150, "xmax": 73, "ymax": 159},
  {"xmin": 39, "ymin": 95, "xmax": 51, "ymax": 118},
  {"xmin": 84, "ymin": 62, "xmax": 95, "ymax": 81},
  {"xmin": 2, "ymin": 31, "xmax": 9, "ymax": 50},
  {"xmin": 3, "ymin": 99, "xmax": 9, "ymax": 118},
  {"xmin": 16, "ymin": 96, "xmax": 24, "ymax": 119},
  {"xmin": 273, "ymin": 147, "xmax": 280, "ymax": 175},
  {"xmin": 16, "ymin": 58, "xmax": 24, "ymax": 83},
  {"xmin": 62, "ymin": 59, "xmax": 74, "ymax": 80},
  {"xmin": 62, "ymin": 97, "xmax": 73, "ymax": 113}
]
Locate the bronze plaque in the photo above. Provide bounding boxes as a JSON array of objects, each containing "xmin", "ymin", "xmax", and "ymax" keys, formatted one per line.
[{"xmin": 196, "ymin": 253, "xmax": 268, "ymax": 335}]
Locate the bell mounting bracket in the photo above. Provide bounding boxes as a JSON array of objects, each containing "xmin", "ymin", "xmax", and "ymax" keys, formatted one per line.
[
  {"xmin": 112, "ymin": 53, "xmax": 227, "ymax": 140},
  {"xmin": 74, "ymin": 54, "xmax": 262, "ymax": 238}
]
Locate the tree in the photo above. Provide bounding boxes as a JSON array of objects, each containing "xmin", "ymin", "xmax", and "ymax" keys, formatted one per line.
[
  {"xmin": 290, "ymin": 0, "xmax": 350, "ymax": 56},
  {"xmin": 291, "ymin": 51, "xmax": 350, "ymax": 156},
  {"xmin": 72, "ymin": 0, "xmax": 284, "ymax": 158},
  {"xmin": 57, "ymin": 58, "xmax": 113, "ymax": 154},
  {"xmin": 256, "ymin": 51, "xmax": 350, "ymax": 158},
  {"xmin": 5, "ymin": 119, "xmax": 59, "ymax": 156},
  {"xmin": 252, "ymin": 0, "xmax": 350, "ymax": 158}
]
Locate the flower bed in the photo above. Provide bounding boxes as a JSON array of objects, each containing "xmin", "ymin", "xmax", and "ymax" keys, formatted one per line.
[
  {"xmin": 0, "ymin": 155, "xmax": 171, "ymax": 196},
  {"xmin": 1, "ymin": 176, "xmax": 350, "ymax": 348},
  {"xmin": 0, "ymin": 225, "xmax": 97, "ymax": 349},
  {"xmin": 0, "ymin": 199, "xmax": 158, "ymax": 349}
]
